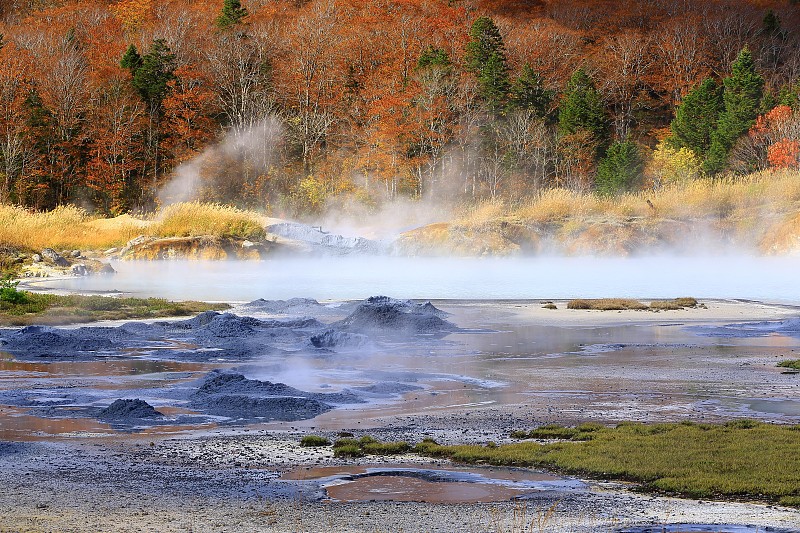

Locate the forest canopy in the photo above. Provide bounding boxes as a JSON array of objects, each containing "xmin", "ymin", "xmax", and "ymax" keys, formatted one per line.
[{"xmin": 0, "ymin": 0, "xmax": 798, "ymax": 215}]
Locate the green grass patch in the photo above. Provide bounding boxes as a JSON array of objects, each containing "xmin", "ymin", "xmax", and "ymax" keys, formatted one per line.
[
  {"xmin": 512, "ymin": 423, "xmax": 604, "ymax": 441},
  {"xmin": 414, "ymin": 422, "xmax": 800, "ymax": 506},
  {"xmin": 299, "ymin": 435, "xmax": 331, "ymax": 447},
  {"xmin": 778, "ymin": 359, "xmax": 800, "ymax": 370},
  {"xmin": 0, "ymin": 292, "xmax": 228, "ymax": 325},
  {"xmin": 332, "ymin": 436, "xmax": 411, "ymax": 458}
]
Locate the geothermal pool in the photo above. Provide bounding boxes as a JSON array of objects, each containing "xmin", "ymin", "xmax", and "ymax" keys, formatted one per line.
[{"xmin": 30, "ymin": 255, "xmax": 800, "ymax": 302}]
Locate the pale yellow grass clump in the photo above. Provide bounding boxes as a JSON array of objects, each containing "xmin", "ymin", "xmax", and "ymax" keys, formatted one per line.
[
  {"xmin": 0, "ymin": 205, "xmax": 142, "ymax": 251},
  {"xmin": 0, "ymin": 202, "xmax": 267, "ymax": 252},
  {"xmin": 455, "ymin": 199, "xmax": 508, "ymax": 227},
  {"xmin": 148, "ymin": 202, "xmax": 266, "ymax": 241},
  {"xmin": 510, "ymin": 170, "xmax": 800, "ymax": 223}
]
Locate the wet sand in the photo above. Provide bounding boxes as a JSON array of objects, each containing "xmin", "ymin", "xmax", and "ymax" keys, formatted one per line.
[{"xmin": 1, "ymin": 299, "xmax": 800, "ymax": 531}]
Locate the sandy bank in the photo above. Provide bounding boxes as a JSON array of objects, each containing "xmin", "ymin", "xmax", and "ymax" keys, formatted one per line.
[{"xmin": 441, "ymin": 298, "xmax": 800, "ymax": 328}]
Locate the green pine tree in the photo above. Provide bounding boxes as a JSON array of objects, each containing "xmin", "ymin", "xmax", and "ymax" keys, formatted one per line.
[
  {"xmin": 465, "ymin": 16, "xmax": 510, "ymax": 113},
  {"xmin": 131, "ymin": 39, "xmax": 176, "ymax": 111},
  {"xmin": 120, "ymin": 44, "xmax": 142, "ymax": 74},
  {"xmin": 508, "ymin": 63, "xmax": 553, "ymax": 119},
  {"xmin": 465, "ymin": 16, "xmax": 507, "ymax": 74},
  {"xmin": 778, "ymin": 80, "xmax": 800, "ymax": 109},
  {"xmin": 669, "ymin": 77, "xmax": 723, "ymax": 158},
  {"xmin": 558, "ymin": 68, "xmax": 608, "ymax": 146},
  {"xmin": 704, "ymin": 47, "xmax": 764, "ymax": 174},
  {"xmin": 417, "ymin": 46, "xmax": 451, "ymax": 71},
  {"xmin": 217, "ymin": 0, "xmax": 248, "ymax": 29},
  {"xmin": 477, "ymin": 52, "xmax": 510, "ymax": 112},
  {"xmin": 595, "ymin": 140, "xmax": 643, "ymax": 195}
]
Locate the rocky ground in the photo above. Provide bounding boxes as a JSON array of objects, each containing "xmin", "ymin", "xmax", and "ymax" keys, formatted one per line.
[
  {"xmin": 2, "ymin": 298, "xmax": 800, "ymax": 532},
  {"xmin": 1, "ymin": 427, "xmax": 799, "ymax": 532}
]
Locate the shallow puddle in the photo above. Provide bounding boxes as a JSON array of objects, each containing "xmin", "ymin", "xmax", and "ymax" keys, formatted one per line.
[
  {"xmin": 0, "ymin": 358, "xmax": 213, "ymax": 377},
  {"xmin": 282, "ymin": 464, "xmax": 584, "ymax": 503},
  {"xmin": 326, "ymin": 475, "xmax": 530, "ymax": 503},
  {"xmin": 0, "ymin": 407, "xmax": 217, "ymax": 441}
]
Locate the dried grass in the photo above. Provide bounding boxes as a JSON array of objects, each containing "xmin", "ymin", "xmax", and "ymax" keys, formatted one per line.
[
  {"xmin": 148, "ymin": 202, "xmax": 265, "ymax": 241},
  {"xmin": 0, "ymin": 202, "xmax": 266, "ymax": 251},
  {"xmin": 497, "ymin": 170, "xmax": 800, "ymax": 224},
  {"xmin": 0, "ymin": 205, "xmax": 141, "ymax": 250}
]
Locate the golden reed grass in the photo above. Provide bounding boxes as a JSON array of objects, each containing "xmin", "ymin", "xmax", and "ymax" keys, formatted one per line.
[{"xmin": 0, "ymin": 202, "xmax": 265, "ymax": 251}]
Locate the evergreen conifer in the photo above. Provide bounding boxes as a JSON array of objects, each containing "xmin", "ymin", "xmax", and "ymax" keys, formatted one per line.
[
  {"xmin": 217, "ymin": 0, "xmax": 248, "ymax": 29},
  {"xmin": 509, "ymin": 64, "xmax": 553, "ymax": 119},
  {"xmin": 705, "ymin": 47, "xmax": 764, "ymax": 174},
  {"xmin": 558, "ymin": 68, "xmax": 608, "ymax": 147},
  {"xmin": 670, "ymin": 77, "xmax": 722, "ymax": 158},
  {"xmin": 595, "ymin": 140, "xmax": 643, "ymax": 195}
]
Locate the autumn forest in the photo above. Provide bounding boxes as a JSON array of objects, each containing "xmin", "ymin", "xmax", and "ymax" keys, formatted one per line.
[{"xmin": 0, "ymin": 0, "xmax": 799, "ymax": 216}]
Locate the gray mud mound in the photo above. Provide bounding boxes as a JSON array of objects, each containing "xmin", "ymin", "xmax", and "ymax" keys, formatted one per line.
[
  {"xmin": 166, "ymin": 312, "xmax": 262, "ymax": 334},
  {"xmin": 99, "ymin": 399, "xmax": 163, "ymax": 420},
  {"xmin": 195, "ymin": 372, "xmax": 306, "ymax": 397},
  {"xmin": 194, "ymin": 395, "xmax": 331, "ymax": 421},
  {"xmin": 190, "ymin": 371, "xmax": 365, "ymax": 421},
  {"xmin": 194, "ymin": 371, "xmax": 365, "ymax": 404},
  {"xmin": 335, "ymin": 296, "xmax": 457, "ymax": 336},
  {"xmin": 0, "ymin": 310, "xmax": 324, "ymax": 362},
  {"xmin": 418, "ymin": 302, "xmax": 450, "ymax": 317},
  {"xmin": 236, "ymin": 298, "xmax": 323, "ymax": 314},
  {"xmin": 0, "ymin": 326, "xmax": 118, "ymax": 358},
  {"xmin": 309, "ymin": 329, "xmax": 368, "ymax": 350}
]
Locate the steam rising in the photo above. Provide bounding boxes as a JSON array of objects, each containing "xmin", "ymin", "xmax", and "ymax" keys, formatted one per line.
[
  {"xmin": 47, "ymin": 255, "xmax": 800, "ymax": 303},
  {"xmin": 158, "ymin": 118, "xmax": 283, "ymax": 206}
]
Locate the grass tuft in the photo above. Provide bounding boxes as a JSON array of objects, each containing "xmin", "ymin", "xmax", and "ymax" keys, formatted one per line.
[
  {"xmin": 332, "ymin": 436, "xmax": 411, "ymax": 457},
  {"xmin": 567, "ymin": 298, "xmax": 648, "ymax": 311},
  {"xmin": 567, "ymin": 298, "xmax": 699, "ymax": 311},
  {"xmin": 778, "ymin": 359, "xmax": 800, "ymax": 370},
  {"xmin": 299, "ymin": 435, "xmax": 331, "ymax": 447}
]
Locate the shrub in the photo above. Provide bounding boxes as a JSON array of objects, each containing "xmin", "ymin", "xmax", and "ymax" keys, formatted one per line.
[
  {"xmin": 650, "ymin": 140, "xmax": 702, "ymax": 186},
  {"xmin": 333, "ymin": 444, "xmax": 364, "ymax": 458},
  {"xmin": 332, "ymin": 436, "xmax": 411, "ymax": 457},
  {"xmin": 333, "ymin": 438, "xmax": 360, "ymax": 448},
  {"xmin": 778, "ymin": 359, "xmax": 800, "ymax": 370},
  {"xmin": 0, "ymin": 276, "xmax": 27, "ymax": 304},
  {"xmin": 300, "ymin": 435, "xmax": 331, "ymax": 447}
]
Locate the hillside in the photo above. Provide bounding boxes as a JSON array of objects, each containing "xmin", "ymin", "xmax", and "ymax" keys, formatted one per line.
[{"xmin": 0, "ymin": 0, "xmax": 798, "ymax": 220}]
